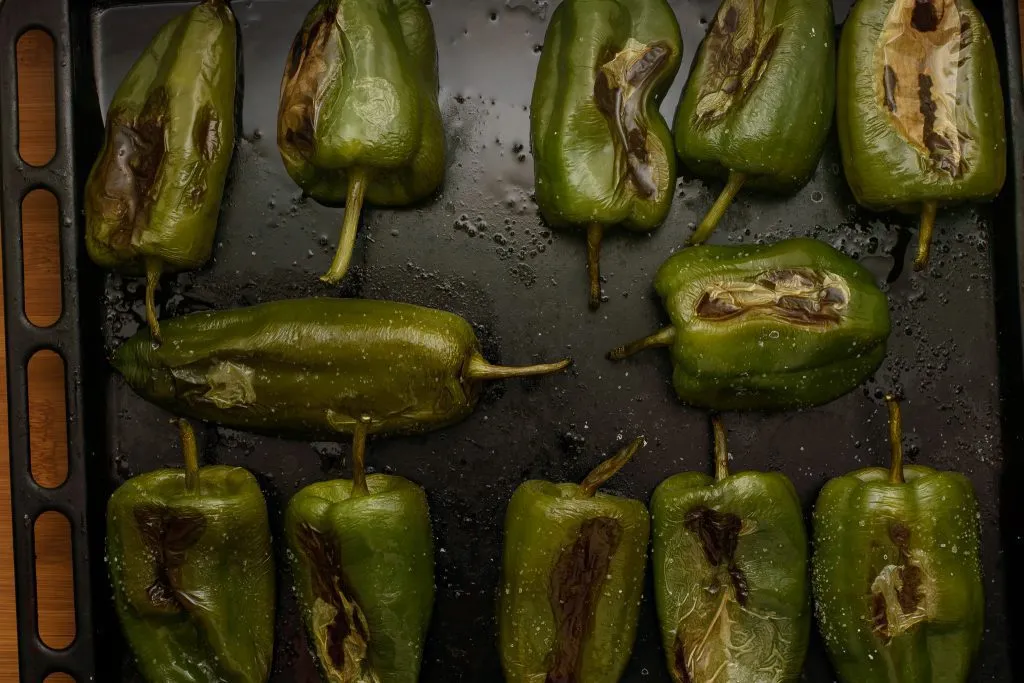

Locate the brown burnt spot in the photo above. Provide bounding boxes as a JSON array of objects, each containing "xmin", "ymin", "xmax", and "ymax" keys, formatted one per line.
[
  {"xmin": 684, "ymin": 506, "xmax": 749, "ymax": 607},
  {"xmin": 897, "ymin": 565, "xmax": 924, "ymax": 612},
  {"xmin": 872, "ymin": 591, "xmax": 889, "ymax": 634},
  {"xmin": 722, "ymin": 7, "xmax": 739, "ymax": 34},
  {"xmin": 673, "ymin": 632, "xmax": 692, "ymax": 683},
  {"xmin": 193, "ymin": 105, "xmax": 220, "ymax": 163},
  {"xmin": 546, "ymin": 517, "xmax": 623, "ymax": 683},
  {"xmin": 918, "ymin": 73, "xmax": 960, "ymax": 176},
  {"xmin": 696, "ymin": 269, "xmax": 849, "ymax": 326},
  {"xmin": 280, "ymin": 7, "xmax": 338, "ymax": 159},
  {"xmin": 884, "ymin": 65, "xmax": 899, "ymax": 112},
  {"xmin": 911, "ymin": 0, "xmax": 940, "ymax": 31},
  {"xmin": 134, "ymin": 504, "xmax": 207, "ymax": 613}
]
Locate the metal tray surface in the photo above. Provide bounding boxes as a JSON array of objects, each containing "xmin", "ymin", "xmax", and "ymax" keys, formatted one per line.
[{"xmin": 2, "ymin": 0, "xmax": 1023, "ymax": 681}]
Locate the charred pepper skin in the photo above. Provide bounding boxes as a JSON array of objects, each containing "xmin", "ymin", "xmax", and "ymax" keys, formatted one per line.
[
  {"xmin": 106, "ymin": 421, "xmax": 275, "ymax": 683},
  {"xmin": 113, "ymin": 298, "xmax": 570, "ymax": 447},
  {"xmin": 675, "ymin": 0, "xmax": 835, "ymax": 245},
  {"xmin": 285, "ymin": 476, "xmax": 433, "ymax": 683},
  {"xmin": 279, "ymin": 0, "xmax": 445, "ymax": 284},
  {"xmin": 608, "ymin": 238, "xmax": 891, "ymax": 411},
  {"xmin": 499, "ymin": 438, "xmax": 649, "ymax": 683},
  {"xmin": 652, "ymin": 418, "xmax": 809, "ymax": 683},
  {"xmin": 837, "ymin": 0, "xmax": 1006, "ymax": 270},
  {"xmin": 86, "ymin": 0, "xmax": 237, "ymax": 341},
  {"xmin": 531, "ymin": 0, "xmax": 682, "ymax": 310},
  {"xmin": 812, "ymin": 397, "xmax": 984, "ymax": 682}
]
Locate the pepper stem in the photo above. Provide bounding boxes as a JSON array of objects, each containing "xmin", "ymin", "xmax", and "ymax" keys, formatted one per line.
[
  {"xmin": 578, "ymin": 436, "xmax": 646, "ymax": 498},
  {"xmin": 914, "ymin": 201, "xmax": 938, "ymax": 271},
  {"xmin": 886, "ymin": 394, "xmax": 905, "ymax": 484},
  {"xmin": 464, "ymin": 352, "xmax": 571, "ymax": 381},
  {"xmin": 322, "ymin": 169, "xmax": 368, "ymax": 284},
  {"xmin": 145, "ymin": 258, "xmax": 162, "ymax": 344},
  {"xmin": 178, "ymin": 419, "xmax": 199, "ymax": 495},
  {"xmin": 350, "ymin": 415, "xmax": 372, "ymax": 499},
  {"xmin": 689, "ymin": 171, "xmax": 746, "ymax": 246},
  {"xmin": 713, "ymin": 415, "xmax": 729, "ymax": 481},
  {"xmin": 586, "ymin": 223, "xmax": 603, "ymax": 311},
  {"xmin": 607, "ymin": 326, "xmax": 676, "ymax": 361}
]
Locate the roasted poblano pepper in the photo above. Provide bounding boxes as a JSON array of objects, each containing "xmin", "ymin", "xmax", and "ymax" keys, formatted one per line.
[
  {"xmin": 86, "ymin": 0, "xmax": 237, "ymax": 341},
  {"xmin": 499, "ymin": 437, "xmax": 649, "ymax": 682},
  {"xmin": 837, "ymin": 0, "xmax": 1006, "ymax": 270},
  {"xmin": 531, "ymin": 0, "xmax": 682, "ymax": 309},
  {"xmin": 812, "ymin": 396, "xmax": 984, "ymax": 682},
  {"xmin": 113, "ymin": 298, "xmax": 570, "ymax": 449},
  {"xmin": 279, "ymin": 0, "xmax": 445, "ymax": 284},
  {"xmin": 285, "ymin": 427, "xmax": 433, "ymax": 682},
  {"xmin": 608, "ymin": 238, "xmax": 891, "ymax": 410},
  {"xmin": 652, "ymin": 417, "xmax": 809, "ymax": 683},
  {"xmin": 106, "ymin": 421, "xmax": 275, "ymax": 682},
  {"xmin": 675, "ymin": 0, "xmax": 835, "ymax": 245}
]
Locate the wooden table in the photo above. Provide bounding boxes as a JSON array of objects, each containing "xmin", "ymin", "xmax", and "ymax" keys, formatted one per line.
[{"xmin": 2, "ymin": 8, "xmax": 1022, "ymax": 682}]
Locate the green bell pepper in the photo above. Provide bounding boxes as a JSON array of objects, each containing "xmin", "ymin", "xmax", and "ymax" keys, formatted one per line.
[
  {"xmin": 106, "ymin": 420, "xmax": 275, "ymax": 682},
  {"xmin": 285, "ymin": 424, "xmax": 433, "ymax": 683},
  {"xmin": 279, "ymin": 0, "xmax": 445, "ymax": 284},
  {"xmin": 531, "ymin": 0, "xmax": 682, "ymax": 309},
  {"xmin": 86, "ymin": 0, "xmax": 237, "ymax": 341},
  {"xmin": 652, "ymin": 416, "xmax": 809, "ymax": 683},
  {"xmin": 675, "ymin": 0, "xmax": 835, "ymax": 245},
  {"xmin": 812, "ymin": 396, "xmax": 984, "ymax": 682},
  {"xmin": 607, "ymin": 238, "xmax": 891, "ymax": 410},
  {"xmin": 837, "ymin": 0, "xmax": 1006, "ymax": 270},
  {"xmin": 113, "ymin": 298, "xmax": 570, "ymax": 449},
  {"xmin": 499, "ymin": 437, "xmax": 649, "ymax": 683}
]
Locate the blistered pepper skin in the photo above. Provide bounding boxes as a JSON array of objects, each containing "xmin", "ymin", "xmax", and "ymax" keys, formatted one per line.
[
  {"xmin": 812, "ymin": 398, "xmax": 984, "ymax": 682},
  {"xmin": 674, "ymin": 0, "xmax": 835, "ymax": 244},
  {"xmin": 285, "ymin": 476, "xmax": 434, "ymax": 683},
  {"xmin": 531, "ymin": 0, "xmax": 682, "ymax": 308},
  {"xmin": 609, "ymin": 238, "xmax": 891, "ymax": 411},
  {"xmin": 113, "ymin": 298, "xmax": 570, "ymax": 440},
  {"xmin": 837, "ymin": 0, "xmax": 1006, "ymax": 268}
]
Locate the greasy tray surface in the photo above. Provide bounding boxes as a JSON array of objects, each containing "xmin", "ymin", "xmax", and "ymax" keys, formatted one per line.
[{"xmin": 78, "ymin": 0, "xmax": 1020, "ymax": 680}]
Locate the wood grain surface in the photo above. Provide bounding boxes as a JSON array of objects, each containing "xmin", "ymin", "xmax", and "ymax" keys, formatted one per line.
[{"xmin": 1, "ymin": 9, "xmax": 1022, "ymax": 683}]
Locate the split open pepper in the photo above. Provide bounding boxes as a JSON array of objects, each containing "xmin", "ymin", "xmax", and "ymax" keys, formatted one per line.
[
  {"xmin": 279, "ymin": 0, "xmax": 445, "ymax": 284},
  {"xmin": 652, "ymin": 417, "xmax": 809, "ymax": 682},
  {"xmin": 86, "ymin": 0, "xmax": 237, "ymax": 341},
  {"xmin": 675, "ymin": 0, "xmax": 835, "ymax": 244},
  {"xmin": 812, "ymin": 396, "xmax": 984, "ymax": 682},
  {"xmin": 608, "ymin": 238, "xmax": 891, "ymax": 410},
  {"xmin": 837, "ymin": 0, "xmax": 1006, "ymax": 269},
  {"xmin": 106, "ymin": 420, "xmax": 275, "ymax": 682},
  {"xmin": 531, "ymin": 0, "xmax": 682, "ymax": 309},
  {"xmin": 499, "ymin": 437, "xmax": 649, "ymax": 682},
  {"xmin": 285, "ymin": 426, "xmax": 433, "ymax": 682},
  {"xmin": 113, "ymin": 298, "xmax": 571, "ymax": 452}
]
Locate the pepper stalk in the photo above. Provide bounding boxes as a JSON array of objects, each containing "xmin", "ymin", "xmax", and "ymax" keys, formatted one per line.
[
  {"xmin": 178, "ymin": 419, "xmax": 200, "ymax": 495},
  {"xmin": 578, "ymin": 436, "xmax": 646, "ymax": 498},
  {"xmin": 885, "ymin": 394, "xmax": 904, "ymax": 484},
  {"xmin": 322, "ymin": 169, "xmax": 369, "ymax": 285},
  {"xmin": 689, "ymin": 172, "xmax": 747, "ymax": 246}
]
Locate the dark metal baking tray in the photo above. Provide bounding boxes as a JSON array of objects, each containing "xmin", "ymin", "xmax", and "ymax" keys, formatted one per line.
[{"xmin": 2, "ymin": 0, "xmax": 1023, "ymax": 680}]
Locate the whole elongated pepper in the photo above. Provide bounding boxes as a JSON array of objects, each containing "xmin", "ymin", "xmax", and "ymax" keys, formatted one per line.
[
  {"xmin": 113, "ymin": 298, "xmax": 570, "ymax": 451},
  {"xmin": 675, "ymin": 0, "xmax": 835, "ymax": 245},
  {"xmin": 652, "ymin": 417, "xmax": 809, "ymax": 683},
  {"xmin": 531, "ymin": 0, "xmax": 682, "ymax": 309},
  {"xmin": 279, "ymin": 0, "xmax": 445, "ymax": 284},
  {"xmin": 285, "ymin": 426, "xmax": 433, "ymax": 682},
  {"xmin": 812, "ymin": 396, "xmax": 984, "ymax": 682},
  {"xmin": 86, "ymin": 0, "xmax": 237, "ymax": 341},
  {"xmin": 106, "ymin": 420, "xmax": 275, "ymax": 682},
  {"xmin": 837, "ymin": 0, "xmax": 1006, "ymax": 270},
  {"xmin": 608, "ymin": 238, "xmax": 891, "ymax": 410},
  {"xmin": 499, "ymin": 437, "xmax": 649, "ymax": 683}
]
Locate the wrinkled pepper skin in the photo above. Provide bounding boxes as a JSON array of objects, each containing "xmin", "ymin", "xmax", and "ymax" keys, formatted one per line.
[
  {"xmin": 86, "ymin": 0, "xmax": 237, "ymax": 339},
  {"xmin": 675, "ymin": 0, "xmax": 835, "ymax": 245},
  {"xmin": 285, "ymin": 477, "xmax": 434, "ymax": 683},
  {"xmin": 113, "ymin": 298, "xmax": 570, "ymax": 443},
  {"xmin": 531, "ymin": 0, "xmax": 682, "ymax": 309},
  {"xmin": 608, "ymin": 238, "xmax": 891, "ymax": 410},
  {"xmin": 500, "ymin": 438, "xmax": 649, "ymax": 683},
  {"xmin": 837, "ymin": 0, "xmax": 1006, "ymax": 270},
  {"xmin": 813, "ymin": 397, "xmax": 984, "ymax": 682},
  {"xmin": 652, "ymin": 418, "xmax": 809, "ymax": 683},
  {"xmin": 279, "ymin": 0, "xmax": 445, "ymax": 284},
  {"xmin": 106, "ymin": 422, "xmax": 274, "ymax": 682}
]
